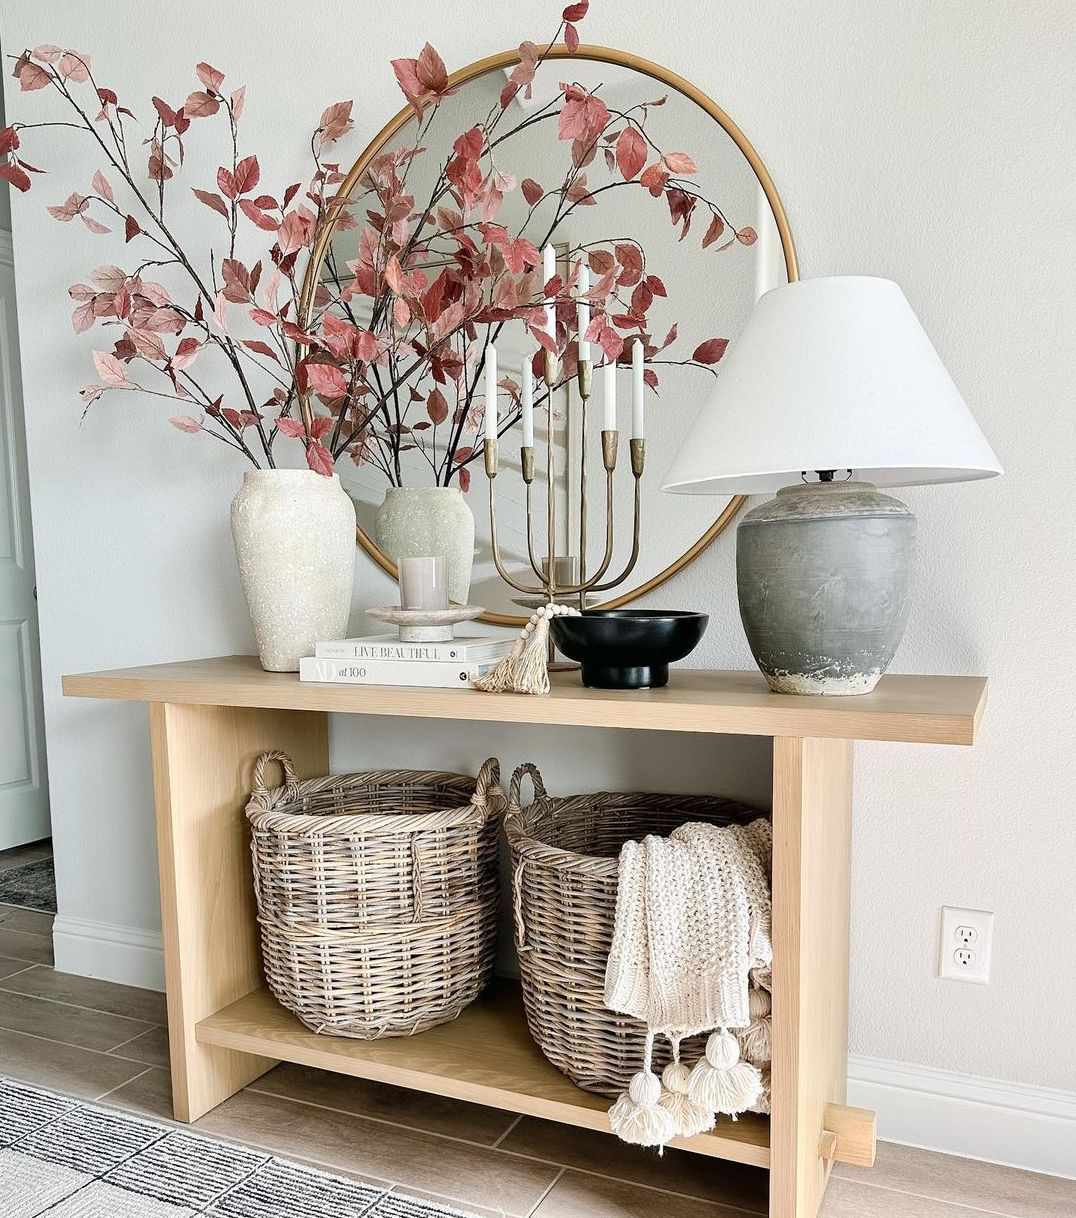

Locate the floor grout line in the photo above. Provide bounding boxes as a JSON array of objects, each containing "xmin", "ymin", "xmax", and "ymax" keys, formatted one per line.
[
  {"xmin": 828, "ymin": 1174, "xmax": 1057, "ymax": 1218},
  {"xmin": 525, "ymin": 1166, "xmax": 565, "ymax": 1216},
  {"xmin": 243, "ymin": 1084, "xmax": 518, "ymax": 1154},
  {"xmin": 106, "ymin": 1025, "xmax": 161, "ymax": 1055},
  {"xmin": 384, "ymin": 1179, "xmax": 514, "ymax": 1218},
  {"xmin": 244, "ymin": 1083, "xmax": 768, "ymax": 1214},
  {"xmin": 0, "ymin": 1019, "xmax": 166, "ymax": 1068},
  {"xmin": 492, "ymin": 1112, "xmax": 524, "ymax": 1148},
  {"xmin": 0, "ymin": 963, "xmax": 39, "ymax": 984},
  {"xmin": 0, "ymin": 975, "xmax": 165, "ymax": 1026},
  {"xmin": 94, "ymin": 1065, "xmax": 156, "ymax": 1103}
]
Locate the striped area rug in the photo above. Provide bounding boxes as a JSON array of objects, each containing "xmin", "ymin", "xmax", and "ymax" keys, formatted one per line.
[{"xmin": 0, "ymin": 1077, "xmax": 472, "ymax": 1217}]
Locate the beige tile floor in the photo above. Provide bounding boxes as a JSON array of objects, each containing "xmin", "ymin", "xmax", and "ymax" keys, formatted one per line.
[{"xmin": 1, "ymin": 843, "xmax": 1073, "ymax": 1217}]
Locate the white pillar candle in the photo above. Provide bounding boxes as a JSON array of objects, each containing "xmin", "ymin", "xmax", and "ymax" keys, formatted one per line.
[
  {"xmin": 576, "ymin": 262, "xmax": 591, "ymax": 364},
  {"xmin": 543, "ymin": 244, "xmax": 556, "ymax": 342},
  {"xmin": 521, "ymin": 358, "xmax": 534, "ymax": 447},
  {"xmin": 602, "ymin": 359, "xmax": 616, "ymax": 432},
  {"xmin": 631, "ymin": 338, "xmax": 645, "ymax": 439},
  {"xmin": 485, "ymin": 344, "xmax": 498, "ymax": 441}
]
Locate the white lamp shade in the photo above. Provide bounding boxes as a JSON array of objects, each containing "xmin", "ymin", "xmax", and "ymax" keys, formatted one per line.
[{"xmin": 662, "ymin": 277, "xmax": 1002, "ymax": 494}]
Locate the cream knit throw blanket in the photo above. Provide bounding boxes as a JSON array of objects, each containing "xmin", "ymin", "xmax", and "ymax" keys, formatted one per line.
[{"xmin": 603, "ymin": 818, "xmax": 773, "ymax": 1148}]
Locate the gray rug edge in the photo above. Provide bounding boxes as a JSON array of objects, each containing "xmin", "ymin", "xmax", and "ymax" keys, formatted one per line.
[{"xmin": 0, "ymin": 1074, "xmax": 483, "ymax": 1217}]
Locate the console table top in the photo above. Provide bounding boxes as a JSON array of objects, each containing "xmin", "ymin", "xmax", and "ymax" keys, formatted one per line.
[{"xmin": 63, "ymin": 654, "xmax": 987, "ymax": 745}]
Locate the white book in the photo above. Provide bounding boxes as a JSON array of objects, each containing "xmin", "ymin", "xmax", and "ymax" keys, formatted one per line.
[
  {"xmin": 300, "ymin": 656, "xmax": 496, "ymax": 689},
  {"xmin": 314, "ymin": 631, "xmax": 513, "ymax": 663}
]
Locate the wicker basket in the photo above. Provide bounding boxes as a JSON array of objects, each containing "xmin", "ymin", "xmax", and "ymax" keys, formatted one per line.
[
  {"xmin": 246, "ymin": 751, "xmax": 504, "ymax": 1040},
  {"xmin": 504, "ymin": 762, "xmax": 764, "ymax": 1097}
]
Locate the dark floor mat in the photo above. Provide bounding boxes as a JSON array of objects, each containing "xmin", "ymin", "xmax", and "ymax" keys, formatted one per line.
[{"xmin": 0, "ymin": 857, "xmax": 56, "ymax": 913}]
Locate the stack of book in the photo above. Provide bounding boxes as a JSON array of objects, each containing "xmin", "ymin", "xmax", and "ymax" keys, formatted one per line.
[{"xmin": 299, "ymin": 631, "xmax": 514, "ymax": 688}]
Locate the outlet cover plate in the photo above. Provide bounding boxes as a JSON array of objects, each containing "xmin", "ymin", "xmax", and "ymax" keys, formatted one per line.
[{"xmin": 939, "ymin": 906, "xmax": 994, "ymax": 984}]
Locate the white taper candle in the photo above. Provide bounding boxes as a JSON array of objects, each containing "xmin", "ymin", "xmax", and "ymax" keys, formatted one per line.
[
  {"xmin": 576, "ymin": 262, "xmax": 591, "ymax": 364},
  {"xmin": 542, "ymin": 244, "xmax": 556, "ymax": 341},
  {"xmin": 631, "ymin": 338, "xmax": 645, "ymax": 439},
  {"xmin": 521, "ymin": 358, "xmax": 534, "ymax": 447},
  {"xmin": 603, "ymin": 359, "xmax": 616, "ymax": 432},
  {"xmin": 485, "ymin": 344, "xmax": 498, "ymax": 441}
]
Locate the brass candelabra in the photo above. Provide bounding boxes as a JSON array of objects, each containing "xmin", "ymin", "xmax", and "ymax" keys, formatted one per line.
[{"xmin": 484, "ymin": 350, "xmax": 645, "ymax": 613}]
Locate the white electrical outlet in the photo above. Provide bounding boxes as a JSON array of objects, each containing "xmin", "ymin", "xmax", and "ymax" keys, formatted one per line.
[{"xmin": 938, "ymin": 907, "xmax": 994, "ymax": 983}]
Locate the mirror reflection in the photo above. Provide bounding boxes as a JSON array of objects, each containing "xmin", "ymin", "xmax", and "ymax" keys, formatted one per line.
[{"xmin": 313, "ymin": 53, "xmax": 791, "ymax": 618}]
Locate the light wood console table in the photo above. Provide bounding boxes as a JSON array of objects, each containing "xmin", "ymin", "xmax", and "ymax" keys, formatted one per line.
[{"xmin": 63, "ymin": 655, "xmax": 987, "ymax": 1218}]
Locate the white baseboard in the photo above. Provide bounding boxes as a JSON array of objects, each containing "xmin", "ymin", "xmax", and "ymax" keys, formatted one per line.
[
  {"xmin": 848, "ymin": 1053, "xmax": 1076, "ymax": 1179},
  {"xmin": 52, "ymin": 915, "xmax": 165, "ymax": 992}
]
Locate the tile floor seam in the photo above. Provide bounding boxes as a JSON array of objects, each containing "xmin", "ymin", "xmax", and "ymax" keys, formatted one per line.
[
  {"xmin": 243, "ymin": 1084, "xmax": 517, "ymax": 1153},
  {"xmin": 0, "ymin": 999, "xmax": 156, "ymax": 1054},
  {"xmin": 0, "ymin": 963, "xmax": 38, "ymax": 983},
  {"xmin": 492, "ymin": 1113, "xmax": 524, "ymax": 1149},
  {"xmin": 834, "ymin": 1174, "xmax": 1035, "ymax": 1218},
  {"xmin": 243, "ymin": 1084, "xmax": 768, "ymax": 1212},
  {"xmin": 383, "ymin": 1180, "xmax": 515, "ymax": 1218},
  {"xmin": 0, "ymin": 926, "xmax": 52, "ymax": 947},
  {"xmin": 523, "ymin": 1167, "xmax": 768, "ymax": 1218},
  {"xmin": 106, "ymin": 1027, "xmax": 165, "ymax": 1057},
  {"xmin": 0, "ymin": 1020, "xmax": 162, "ymax": 1068},
  {"xmin": 95, "ymin": 1066, "xmax": 156, "ymax": 1103},
  {"xmin": 525, "ymin": 1166, "xmax": 565, "ymax": 1217},
  {"xmin": 0, "ymin": 977, "xmax": 163, "ymax": 1027}
]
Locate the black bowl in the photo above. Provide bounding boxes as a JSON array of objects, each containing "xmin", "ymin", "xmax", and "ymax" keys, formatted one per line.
[{"xmin": 550, "ymin": 610, "xmax": 709, "ymax": 689}]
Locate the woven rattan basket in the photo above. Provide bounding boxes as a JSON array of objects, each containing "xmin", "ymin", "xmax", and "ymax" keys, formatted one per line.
[
  {"xmin": 504, "ymin": 762, "xmax": 764, "ymax": 1097},
  {"xmin": 246, "ymin": 751, "xmax": 504, "ymax": 1040}
]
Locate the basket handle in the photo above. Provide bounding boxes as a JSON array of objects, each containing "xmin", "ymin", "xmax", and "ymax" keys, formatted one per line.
[
  {"xmin": 251, "ymin": 751, "xmax": 300, "ymax": 800},
  {"xmin": 509, "ymin": 762, "xmax": 546, "ymax": 809},
  {"xmin": 472, "ymin": 757, "xmax": 505, "ymax": 813},
  {"xmin": 512, "ymin": 859, "xmax": 531, "ymax": 953}
]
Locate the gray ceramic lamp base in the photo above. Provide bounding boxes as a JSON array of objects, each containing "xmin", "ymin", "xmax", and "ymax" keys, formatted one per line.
[{"xmin": 736, "ymin": 481, "xmax": 916, "ymax": 695}]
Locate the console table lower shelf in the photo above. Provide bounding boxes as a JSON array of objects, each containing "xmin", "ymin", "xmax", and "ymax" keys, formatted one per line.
[{"xmin": 197, "ymin": 981, "xmax": 777, "ymax": 1167}]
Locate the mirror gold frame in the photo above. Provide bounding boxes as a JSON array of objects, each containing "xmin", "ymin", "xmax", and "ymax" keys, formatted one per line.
[{"xmin": 299, "ymin": 43, "xmax": 798, "ymax": 626}]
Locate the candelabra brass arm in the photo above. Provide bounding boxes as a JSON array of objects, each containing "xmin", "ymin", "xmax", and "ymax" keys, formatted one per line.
[
  {"xmin": 524, "ymin": 481, "xmax": 547, "ymax": 584},
  {"xmin": 574, "ymin": 467, "xmax": 617, "ymax": 591},
  {"xmin": 585, "ymin": 441, "xmax": 645, "ymax": 593},
  {"xmin": 487, "ymin": 467, "xmax": 547, "ymax": 597}
]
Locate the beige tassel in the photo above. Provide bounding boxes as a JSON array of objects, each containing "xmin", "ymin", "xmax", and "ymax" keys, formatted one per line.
[
  {"xmin": 749, "ymin": 1066, "xmax": 772, "ymax": 1115},
  {"xmin": 687, "ymin": 1028, "xmax": 763, "ymax": 1118},
  {"xmin": 738, "ymin": 986, "xmax": 772, "ymax": 1068},
  {"xmin": 659, "ymin": 1038, "xmax": 715, "ymax": 1137},
  {"xmin": 609, "ymin": 1032, "xmax": 677, "ymax": 1150},
  {"xmin": 473, "ymin": 604, "xmax": 578, "ymax": 696}
]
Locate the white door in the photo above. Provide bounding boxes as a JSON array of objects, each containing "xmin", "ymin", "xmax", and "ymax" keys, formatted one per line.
[{"xmin": 0, "ymin": 231, "xmax": 49, "ymax": 849}]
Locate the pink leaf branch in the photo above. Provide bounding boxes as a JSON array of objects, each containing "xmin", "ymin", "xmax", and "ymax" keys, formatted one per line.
[{"xmin": 9, "ymin": 0, "xmax": 751, "ymax": 487}]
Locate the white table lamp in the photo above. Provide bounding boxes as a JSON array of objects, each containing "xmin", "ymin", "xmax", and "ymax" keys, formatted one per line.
[{"xmin": 662, "ymin": 276, "xmax": 1002, "ymax": 694}]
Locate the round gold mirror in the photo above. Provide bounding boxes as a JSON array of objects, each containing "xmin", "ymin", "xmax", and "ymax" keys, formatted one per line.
[{"xmin": 300, "ymin": 44, "xmax": 797, "ymax": 625}]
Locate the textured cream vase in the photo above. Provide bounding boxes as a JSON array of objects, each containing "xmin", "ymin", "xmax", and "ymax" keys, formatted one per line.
[
  {"xmin": 375, "ymin": 487, "xmax": 475, "ymax": 605},
  {"xmin": 231, "ymin": 470, "xmax": 356, "ymax": 671}
]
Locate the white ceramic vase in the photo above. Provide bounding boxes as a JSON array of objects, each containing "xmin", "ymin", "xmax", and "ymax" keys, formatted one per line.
[
  {"xmin": 375, "ymin": 487, "xmax": 475, "ymax": 605},
  {"xmin": 231, "ymin": 470, "xmax": 356, "ymax": 672}
]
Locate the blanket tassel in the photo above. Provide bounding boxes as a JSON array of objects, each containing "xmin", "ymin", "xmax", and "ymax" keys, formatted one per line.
[
  {"xmin": 738, "ymin": 986, "xmax": 772, "ymax": 1068},
  {"xmin": 688, "ymin": 1028, "xmax": 763, "ymax": 1118},
  {"xmin": 659, "ymin": 1036, "xmax": 715, "ymax": 1137},
  {"xmin": 608, "ymin": 1032, "xmax": 677, "ymax": 1151}
]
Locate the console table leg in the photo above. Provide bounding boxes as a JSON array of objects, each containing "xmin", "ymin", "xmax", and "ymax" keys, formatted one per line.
[
  {"xmin": 769, "ymin": 736, "xmax": 854, "ymax": 1218},
  {"xmin": 149, "ymin": 701, "xmax": 329, "ymax": 1121}
]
